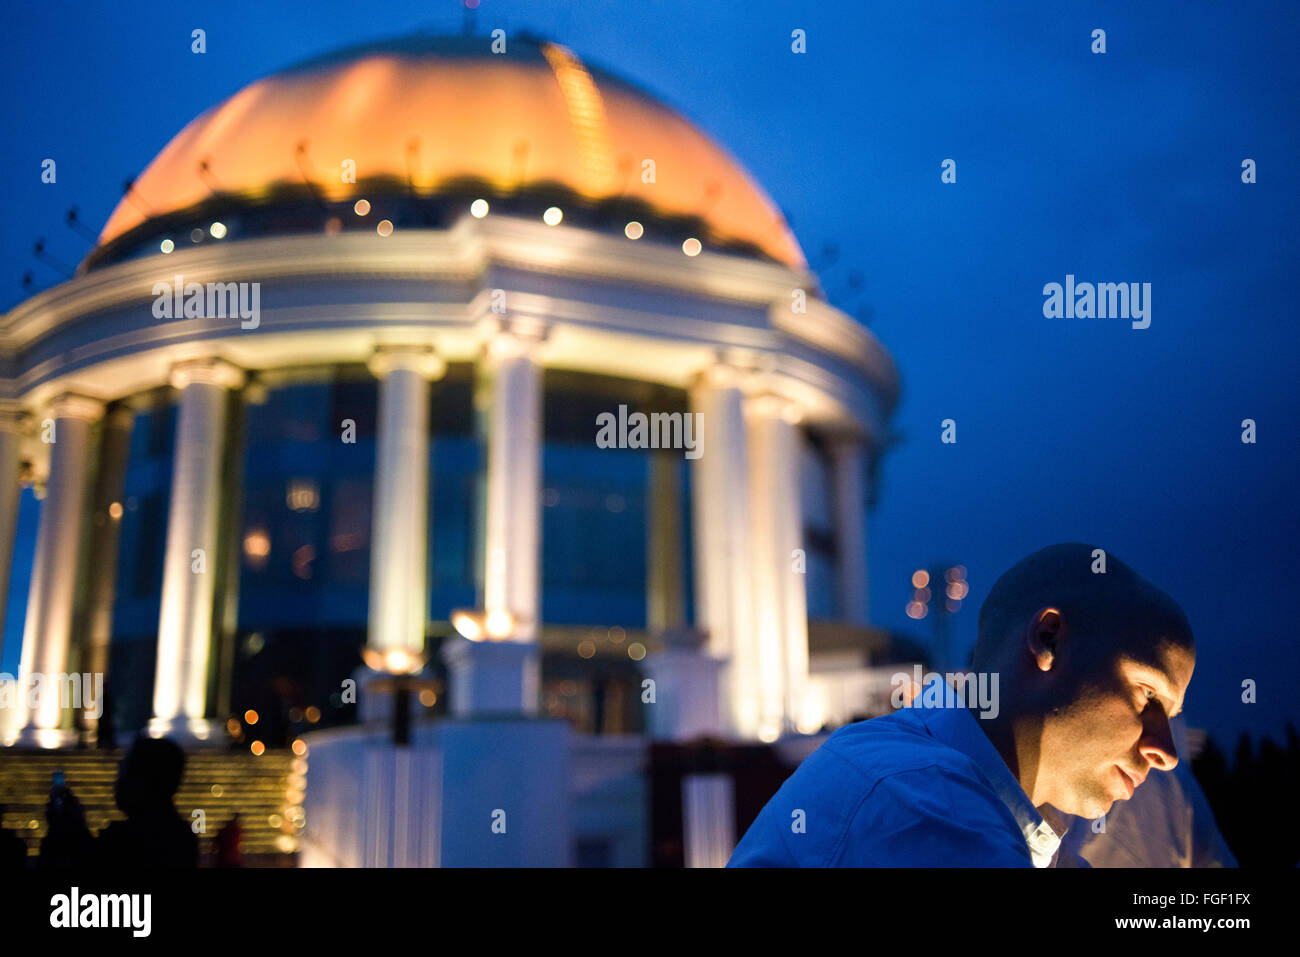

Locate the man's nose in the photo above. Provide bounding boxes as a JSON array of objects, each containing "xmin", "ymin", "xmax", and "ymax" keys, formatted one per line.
[{"xmin": 1140, "ymin": 714, "xmax": 1179, "ymax": 771}]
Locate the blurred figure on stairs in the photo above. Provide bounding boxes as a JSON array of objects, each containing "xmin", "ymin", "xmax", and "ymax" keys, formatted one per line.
[{"xmin": 40, "ymin": 735, "xmax": 198, "ymax": 868}]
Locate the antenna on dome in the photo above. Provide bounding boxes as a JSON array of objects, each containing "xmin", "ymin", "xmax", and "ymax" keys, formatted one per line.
[
  {"xmin": 293, "ymin": 141, "xmax": 330, "ymax": 212},
  {"xmin": 121, "ymin": 178, "xmax": 153, "ymax": 218},
  {"xmin": 810, "ymin": 241, "xmax": 839, "ymax": 272},
  {"xmin": 405, "ymin": 138, "xmax": 422, "ymax": 197},
  {"xmin": 510, "ymin": 139, "xmax": 530, "ymax": 190},
  {"xmin": 822, "ymin": 266, "xmax": 875, "ymax": 326},
  {"xmin": 64, "ymin": 207, "xmax": 98, "ymax": 245},
  {"xmin": 198, "ymin": 157, "xmax": 225, "ymax": 197},
  {"xmin": 613, "ymin": 156, "xmax": 636, "ymax": 196},
  {"xmin": 829, "ymin": 268, "xmax": 863, "ymax": 308},
  {"xmin": 698, "ymin": 180, "xmax": 723, "ymax": 217},
  {"xmin": 32, "ymin": 238, "xmax": 74, "ymax": 279}
]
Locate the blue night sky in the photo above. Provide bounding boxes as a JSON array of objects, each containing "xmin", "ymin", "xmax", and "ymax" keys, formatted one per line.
[{"xmin": 2, "ymin": 1, "xmax": 1297, "ymax": 751}]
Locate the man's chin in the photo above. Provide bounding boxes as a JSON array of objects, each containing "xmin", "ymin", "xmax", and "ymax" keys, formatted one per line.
[{"xmin": 1058, "ymin": 794, "xmax": 1116, "ymax": 820}]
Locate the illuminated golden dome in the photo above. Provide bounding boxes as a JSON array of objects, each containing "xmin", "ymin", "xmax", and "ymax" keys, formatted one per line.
[{"xmin": 97, "ymin": 34, "xmax": 804, "ymax": 267}]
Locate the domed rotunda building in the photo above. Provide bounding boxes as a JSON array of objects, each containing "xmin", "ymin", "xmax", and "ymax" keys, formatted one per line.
[{"xmin": 0, "ymin": 34, "xmax": 898, "ymax": 865}]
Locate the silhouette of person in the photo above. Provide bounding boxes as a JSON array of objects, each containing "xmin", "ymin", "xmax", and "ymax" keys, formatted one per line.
[
  {"xmin": 40, "ymin": 735, "xmax": 198, "ymax": 868},
  {"xmin": 39, "ymin": 781, "xmax": 93, "ymax": 867},
  {"xmin": 94, "ymin": 735, "xmax": 198, "ymax": 868}
]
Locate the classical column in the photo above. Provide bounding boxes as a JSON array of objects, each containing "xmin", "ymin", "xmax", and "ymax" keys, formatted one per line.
[
  {"xmin": 646, "ymin": 449, "xmax": 686, "ymax": 637},
  {"xmin": 363, "ymin": 345, "xmax": 444, "ymax": 674},
  {"xmin": 443, "ymin": 324, "xmax": 543, "ymax": 717},
  {"xmin": 150, "ymin": 359, "xmax": 244, "ymax": 743},
  {"xmin": 0, "ymin": 403, "xmax": 26, "ymax": 645},
  {"xmin": 640, "ymin": 439, "xmax": 724, "ymax": 740},
  {"xmin": 747, "ymin": 394, "xmax": 809, "ymax": 739},
  {"xmin": 79, "ymin": 405, "xmax": 134, "ymax": 711},
  {"xmin": 689, "ymin": 364, "xmax": 759, "ymax": 739},
  {"xmin": 211, "ymin": 391, "xmax": 248, "ymax": 722},
  {"xmin": 482, "ymin": 328, "xmax": 542, "ymax": 643},
  {"xmin": 16, "ymin": 393, "xmax": 104, "ymax": 747},
  {"xmin": 829, "ymin": 436, "xmax": 870, "ymax": 626}
]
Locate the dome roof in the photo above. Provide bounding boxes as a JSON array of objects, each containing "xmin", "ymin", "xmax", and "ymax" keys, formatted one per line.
[{"xmin": 97, "ymin": 34, "xmax": 805, "ymax": 268}]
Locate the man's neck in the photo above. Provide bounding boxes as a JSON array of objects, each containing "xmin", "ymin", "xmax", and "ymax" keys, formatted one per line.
[
  {"xmin": 968, "ymin": 705, "xmax": 1039, "ymax": 801},
  {"xmin": 969, "ymin": 705, "xmax": 1069, "ymax": 840}
]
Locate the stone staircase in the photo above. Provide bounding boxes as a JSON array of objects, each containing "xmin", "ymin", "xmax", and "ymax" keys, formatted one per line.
[{"xmin": 0, "ymin": 748, "xmax": 304, "ymax": 866}]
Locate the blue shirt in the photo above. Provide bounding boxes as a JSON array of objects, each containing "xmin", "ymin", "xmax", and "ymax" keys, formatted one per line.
[{"xmin": 729, "ymin": 678, "xmax": 1079, "ymax": 867}]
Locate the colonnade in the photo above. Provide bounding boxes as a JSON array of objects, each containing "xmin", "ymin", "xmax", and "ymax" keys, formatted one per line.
[{"xmin": 0, "ymin": 341, "xmax": 873, "ymax": 746}]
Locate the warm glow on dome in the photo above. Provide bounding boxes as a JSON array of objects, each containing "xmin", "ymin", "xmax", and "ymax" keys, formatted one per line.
[{"xmin": 92, "ymin": 35, "xmax": 804, "ymax": 268}]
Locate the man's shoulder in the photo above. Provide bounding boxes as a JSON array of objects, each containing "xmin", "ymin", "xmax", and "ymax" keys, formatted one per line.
[
  {"xmin": 812, "ymin": 708, "xmax": 987, "ymax": 788},
  {"xmin": 729, "ymin": 710, "xmax": 1027, "ymax": 867},
  {"xmin": 95, "ymin": 811, "xmax": 199, "ymax": 867}
]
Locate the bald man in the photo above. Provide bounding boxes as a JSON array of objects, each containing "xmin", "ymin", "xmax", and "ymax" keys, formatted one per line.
[{"xmin": 729, "ymin": 543, "xmax": 1195, "ymax": 867}]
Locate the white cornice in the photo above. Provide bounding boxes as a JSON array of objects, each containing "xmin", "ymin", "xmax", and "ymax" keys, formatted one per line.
[
  {"xmin": 0, "ymin": 215, "xmax": 897, "ymax": 433},
  {"xmin": 3, "ymin": 215, "xmax": 813, "ymax": 346},
  {"xmin": 771, "ymin": 298, "xmax": 900, "ymax": 407}
]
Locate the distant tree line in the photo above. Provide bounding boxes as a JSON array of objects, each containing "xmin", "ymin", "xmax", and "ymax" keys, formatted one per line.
[{"xmin": 1193, "ymin": 724, "xmax": 1300, "ymax": 867}]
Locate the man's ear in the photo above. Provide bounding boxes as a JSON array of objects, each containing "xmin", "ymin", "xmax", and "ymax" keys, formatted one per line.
[{"xmin": 1026, "ymin": 607, "xmax": 1064, "ymax": 672}]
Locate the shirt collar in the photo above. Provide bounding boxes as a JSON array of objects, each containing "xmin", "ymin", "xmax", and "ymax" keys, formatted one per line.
[{"xmin": 909, "ymin": 675, "xmax": 1065, "ymax": 867}]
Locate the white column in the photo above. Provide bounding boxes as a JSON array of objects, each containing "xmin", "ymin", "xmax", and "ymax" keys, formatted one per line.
[
  {"xmin": 150, "ymin": 358, "xmax": 243, "ymax": 743},
  {"xmin": 0, "ymin": 406, "xmax": 23, "ymax": 744},
  {"xmin": 83, "ymin": 405, "xmax": 134, "ymax": 683},
  {"xmin": 747, "ymin": 394, "xmax": 810, "ymax": 738},
  {"xmin": 441, "ymin": 325, "xmax": 543, "ymax": 712},
  {"xmin": 646, "ymin": 450, "xmax": 686, "ymax": 636},
  {"xmin": 0, "ymin": 404, "xmax": 25, "ymax": 643},
  {"xmin": 443, "ymin": 323, "xmax": 544, "ymax": 717},
  {"xmin": 17, "ymin": 393, "xmax": 103, "ymax": 747},
  {"xmin": 482, "ymin": 328, "xmax": 543, "ymax": 642},
  {"xmin": 689, "ymin": 365, "xmax": 759, "ymax": 739},
  {"xmin": 363, "ymin": 345, "xmax": 444, "ymax": 673},
  {"xmin": 641, "ymin": 443, "xmax": 725, "ymax": 740},
  {"xmin": 829, "ymin": 436, "xmax": 870, "ymax": 626}
]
